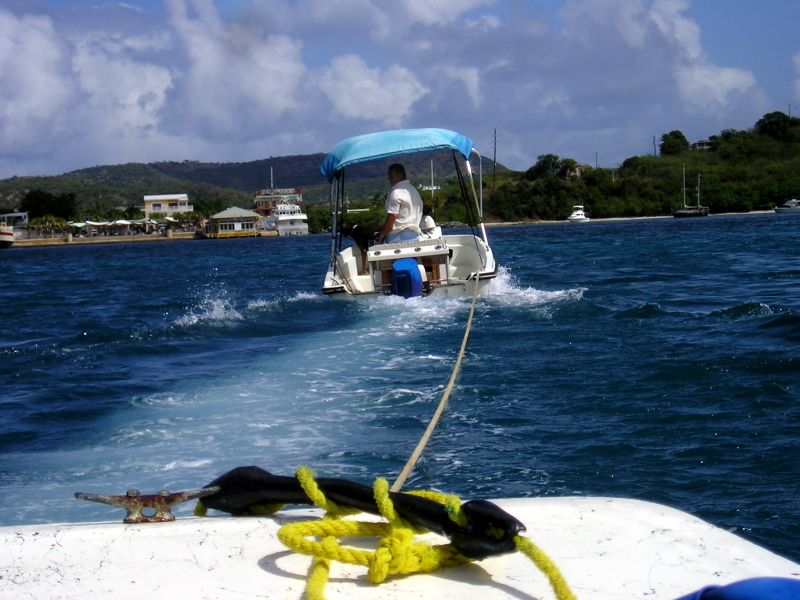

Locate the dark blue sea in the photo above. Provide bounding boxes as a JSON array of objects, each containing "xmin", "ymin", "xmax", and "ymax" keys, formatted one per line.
[{"xmin": 1, "ymin": 215, "xmax": 798, "ymax": 563}]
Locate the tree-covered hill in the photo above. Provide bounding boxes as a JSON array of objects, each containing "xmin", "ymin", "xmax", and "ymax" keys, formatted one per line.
[
  {"xmin": 0, "ymin": 148, "xmax": 505, "ymax": 216},
  {"xmin": 2, "ymin": 112, "xmax": 797, "ymax": 223},
  {"xmin": 481, "ymin": 111, "xmax": 800, "ymax": 221}
]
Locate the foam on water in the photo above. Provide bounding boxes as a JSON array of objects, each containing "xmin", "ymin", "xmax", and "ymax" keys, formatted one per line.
[
  {"xmin": 174, "ymin": 290, "xmax": 244, "ymax": 326},
  {"xmin": 489, "ymin": 266, "xmax": 586, "ymax": 309}
]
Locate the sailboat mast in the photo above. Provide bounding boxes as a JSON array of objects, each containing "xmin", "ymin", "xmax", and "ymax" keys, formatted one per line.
[
  {"xmin": 682, "ymin": 164, "xmax": 686, "ymax": 208},
  {"xmin": 697, "ymin": 174, "xmax": 700, "ymax": 208}
]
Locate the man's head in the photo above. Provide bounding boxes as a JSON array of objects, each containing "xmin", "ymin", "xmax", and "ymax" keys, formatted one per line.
[{"xmin": 387, "ymin": 163, "xmax": 406, "ymax": 186}]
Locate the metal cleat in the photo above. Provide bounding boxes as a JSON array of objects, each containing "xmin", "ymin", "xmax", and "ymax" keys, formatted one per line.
[{"xmin": 75, "ymin": 486, "xmax": 220, "ymax": 524}]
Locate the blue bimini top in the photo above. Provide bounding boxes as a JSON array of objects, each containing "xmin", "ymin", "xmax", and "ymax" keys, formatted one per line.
[{"xmin": 319, "ymin": 128, "xmax": 474, "ymax": 183}]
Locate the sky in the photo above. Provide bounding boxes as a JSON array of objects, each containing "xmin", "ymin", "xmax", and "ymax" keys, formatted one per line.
[{"xmin": 1, "ymin": 0, "xmax": 798, "ymax": 180}]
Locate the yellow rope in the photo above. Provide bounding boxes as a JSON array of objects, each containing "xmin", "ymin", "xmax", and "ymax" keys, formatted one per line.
[
  {"xmin": 515, "ymin": 536, "xmax": 579, "ymax": 600},
  {"xmin": 277, "ymin": 468, "xmax": 578, "ymax": 600}
]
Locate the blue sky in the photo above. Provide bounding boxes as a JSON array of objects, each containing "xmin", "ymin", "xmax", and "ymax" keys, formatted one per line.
[{"xmin": 1, "ymin": 0, "xmax": 798, "ymax": 179}]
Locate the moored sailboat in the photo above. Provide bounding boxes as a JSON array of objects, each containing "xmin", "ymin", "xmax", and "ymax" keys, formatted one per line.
[{"xmin": 673, "ymin": 166, "xmax": 709, "ymax": 218}]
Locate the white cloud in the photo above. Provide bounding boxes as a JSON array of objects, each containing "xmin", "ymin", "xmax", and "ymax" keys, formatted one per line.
[
  {"xmin": 72, "ymin": 33, "xmax": 174, "ymax": 133},
  {"xmin": 316, "ymin": 54, "xmax": 428, "ymax": 126},
  {"xmin": 0, "ymin": 10, "xmax": 75, "ymax": 157},
  {"xmin": 647, "ymin": 0, "xmax": 759, "ymax": 111},
  {"xmin": 166, "ymin": 0, "xmax": 308, "ymax": 137},
  {"xmin": 0, "ymin": 0, "xmax": 784, "ymax": 178},
  {"xmin": 398, "ymin": 0, "xmax": 499, "ymax": 26},
  {"xmin": 676, "ymin": 64, "xmax": 757, "ymax": 111}
]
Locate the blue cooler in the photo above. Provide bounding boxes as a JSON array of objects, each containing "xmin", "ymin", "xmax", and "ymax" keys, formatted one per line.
[{"xmin": 391, "ymin": 258, "xmax": 423, "ymax": 298}]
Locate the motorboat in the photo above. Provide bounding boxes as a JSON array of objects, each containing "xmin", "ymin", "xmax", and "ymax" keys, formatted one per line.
[
  {"xmin": 320, "ymin": 128, "xmax": 497, "ymax": 299},
  {"xmin": 774, "ymin": 199, "xmax": 800, "ymax": 213},
  {"xmin": 673, "ymin": 167, "xmax": 709, "ymax": 218},
  {"xmin": 2, "ymin": 469, "xmax": 799, "ymax": 600},
  {"xmin": 0, "ymin": 212, "xmax": 24, "ymax": 248},
  {"xmin": 567, "ymin": 205, "xmax": 590, "ymax": 222}
]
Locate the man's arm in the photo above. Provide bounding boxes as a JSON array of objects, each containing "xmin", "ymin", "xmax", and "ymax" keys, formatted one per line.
[{"xmin": 376, "ymin": 213, "xmax": 397, "ymax": 243}]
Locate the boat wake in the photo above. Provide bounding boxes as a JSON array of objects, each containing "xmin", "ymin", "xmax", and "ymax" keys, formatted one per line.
[
  {"xmin": 488, "ymin": 267, "xmax": 586, "ymax": 309},
  {"xmin": 173, "ymin": 290, "xmax": 244, "ymax": 326}
]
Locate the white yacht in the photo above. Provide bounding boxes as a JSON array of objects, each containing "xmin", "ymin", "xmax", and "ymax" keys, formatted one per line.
[
  {"xmin": 567, "ymin": 205, "xmax": 590, "ymax": 222},
  {"xmin": 254, "ymin": 187, "xmax": 309, "ymax": 235},
  {"xmin": 774, "ymin": 199, "xmax": 800, "ymax": 213},
  {"xmin": 272, "ymin": 201, "xmax": 309, "ymax": 235}
]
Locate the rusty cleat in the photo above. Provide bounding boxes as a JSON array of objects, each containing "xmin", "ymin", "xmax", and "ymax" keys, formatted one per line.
[{"xmin": 75, "ymin": 487, "xmax": 220, "ymax": 524}]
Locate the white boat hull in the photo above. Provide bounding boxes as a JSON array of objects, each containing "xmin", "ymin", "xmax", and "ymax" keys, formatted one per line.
[
  {"xmin": 322, "ymin": 233, "xmax": 497, "ymax": 299},
  {"xmin": 0, "ymin": 225, "xmax": 13, "ymax": 248},
  {"xmin": 774, "ymin": 199, "xmax": 800, "ymax": 213},
  {"xmin": 1, "ymin": 496, "xmax": 797, "ymax": 600},
  {"xmin": 567, "ymin": 206, "xmax": 590, "ymax": 222}
]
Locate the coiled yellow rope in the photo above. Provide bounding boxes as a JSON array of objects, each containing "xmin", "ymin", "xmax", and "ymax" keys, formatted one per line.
[{"xmin": 276, "ymin": 467, "xmax": 578, "ymax": 600}]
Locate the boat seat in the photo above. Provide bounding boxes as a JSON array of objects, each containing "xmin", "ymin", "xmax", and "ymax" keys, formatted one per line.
[{"xmin": 367, "ymin": 238, "xmax": 448, "ymax": 262}]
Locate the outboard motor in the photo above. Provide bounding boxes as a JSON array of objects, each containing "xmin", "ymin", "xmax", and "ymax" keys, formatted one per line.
[{"xmin": 391, "ymin": 258, "xmax": 423, "ymax": 298}]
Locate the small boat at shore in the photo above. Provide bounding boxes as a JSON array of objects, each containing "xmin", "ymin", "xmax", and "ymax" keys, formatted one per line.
[
  {"xmin": 320, "ymin": 128, "xmax": 497, "ymax": 299},
  {"xmin": 774, "ymin": 199, "xmax": 800, "ymax": 213},
  {"xmin": 0, "ymin": 222, "xmax": 12, "ymax": 248},
  {"xmin": 0, "ymin": 212, "xmax": 24, "ymax": 248},
  {"xmin": 567, "ymin": 205, "xmax": 590, "ymax": 222}
]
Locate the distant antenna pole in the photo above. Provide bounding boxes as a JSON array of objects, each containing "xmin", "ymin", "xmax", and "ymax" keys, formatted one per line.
[
  {"xmin": 683, "ymin": 163, "xmax": 686, "ymax": 207},
  {"xmin": 653, "ymin": 135, "xmax": 657, "ymax": 157},
  {"xmin": 492, "ymin": 129, "xmax": 497, "ymax": 185}
]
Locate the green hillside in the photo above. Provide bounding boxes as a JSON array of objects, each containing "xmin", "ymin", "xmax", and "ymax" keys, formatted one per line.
[
  {"xmin": 483, "ymin": 111, "xmax": 800, "ymax": 221},
  {"xmin": 2, "ymin": 112, "xmax": 798, "ymax": 224}
]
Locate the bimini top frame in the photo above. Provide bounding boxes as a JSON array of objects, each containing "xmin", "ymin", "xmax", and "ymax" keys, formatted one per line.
[
  {"xmin": 320, "ymin": 128, "xmax": 474, "ymax": 183},
  {"xmin": 320, "ymin": 128, "xmax": 485, "ymax": 252}
]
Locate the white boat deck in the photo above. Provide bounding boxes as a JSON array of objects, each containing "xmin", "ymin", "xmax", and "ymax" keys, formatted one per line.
[{"xmin": 2, "ymin": 496, "xmax": 798, "ymax": 600}]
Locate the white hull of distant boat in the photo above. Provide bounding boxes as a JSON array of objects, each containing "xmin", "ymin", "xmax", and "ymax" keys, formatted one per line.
[
  {"xmin": 567, "ymin": 205, "xmax": 590, "ymax": 222},
  {"xmin": 774, "ymin": 199, "xmax": 800, "ymax": 213},
  {"xmin": 0, "ymin": 223, "xmax": 12, "ymax": 248},
  {"xmin": 319, "ymin": 129, "xmax": 497, "ymax": 299},
  {"xmin": 274, "ymin": 202, "xmax": 309, "ymax": 235},
  {"xmin": 2, "ymin": 496, "xmax": 798, "ymax": 600}
]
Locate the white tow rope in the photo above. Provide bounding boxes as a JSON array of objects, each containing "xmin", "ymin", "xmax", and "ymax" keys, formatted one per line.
[{"xmin": 390, "ymin": 275, "xmax": 481, "ymax": 492}]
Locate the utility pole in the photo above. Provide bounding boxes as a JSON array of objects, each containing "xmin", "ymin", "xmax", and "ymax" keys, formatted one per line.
[{"xmin": 653, "ymin": 135, "xmax": 657, "ymax": 157}]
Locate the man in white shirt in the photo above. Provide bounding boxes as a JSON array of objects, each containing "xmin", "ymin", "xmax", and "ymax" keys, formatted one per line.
[{"xmin": 376, "ymin": 163, "xmax": 423, "ymax": 244}]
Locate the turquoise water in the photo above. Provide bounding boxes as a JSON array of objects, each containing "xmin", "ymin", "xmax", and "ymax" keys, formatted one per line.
[{"xmin": 1, "ymin": 215, "xmax": 798, "ymax": 562}]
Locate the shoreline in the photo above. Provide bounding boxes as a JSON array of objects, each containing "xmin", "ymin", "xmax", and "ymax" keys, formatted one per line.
[
  {"xmin": 8, "ymin": 231, "xmax": 202, "ymax": 248},
  {"xmin": 5, "ymin": 210, "xmax": 778, "ymax": 248},
  {"xmin": 485, "ymin": 209, "xmax": 774, "ymax": 226}
]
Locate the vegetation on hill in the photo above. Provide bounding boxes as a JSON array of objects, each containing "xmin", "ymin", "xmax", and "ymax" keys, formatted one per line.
[
  {"xmin": 2, "ymin": 112, "xmax": 798, "ymax": 229},
  {"xmin": 479, "ymin": 111, "xmax": 800, "ymax": 222}
]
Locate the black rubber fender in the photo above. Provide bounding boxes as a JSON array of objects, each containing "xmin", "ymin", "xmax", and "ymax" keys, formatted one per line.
[{"xmin": 201, "ymin": 466, "xmax": 525, "ymax": 560}]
